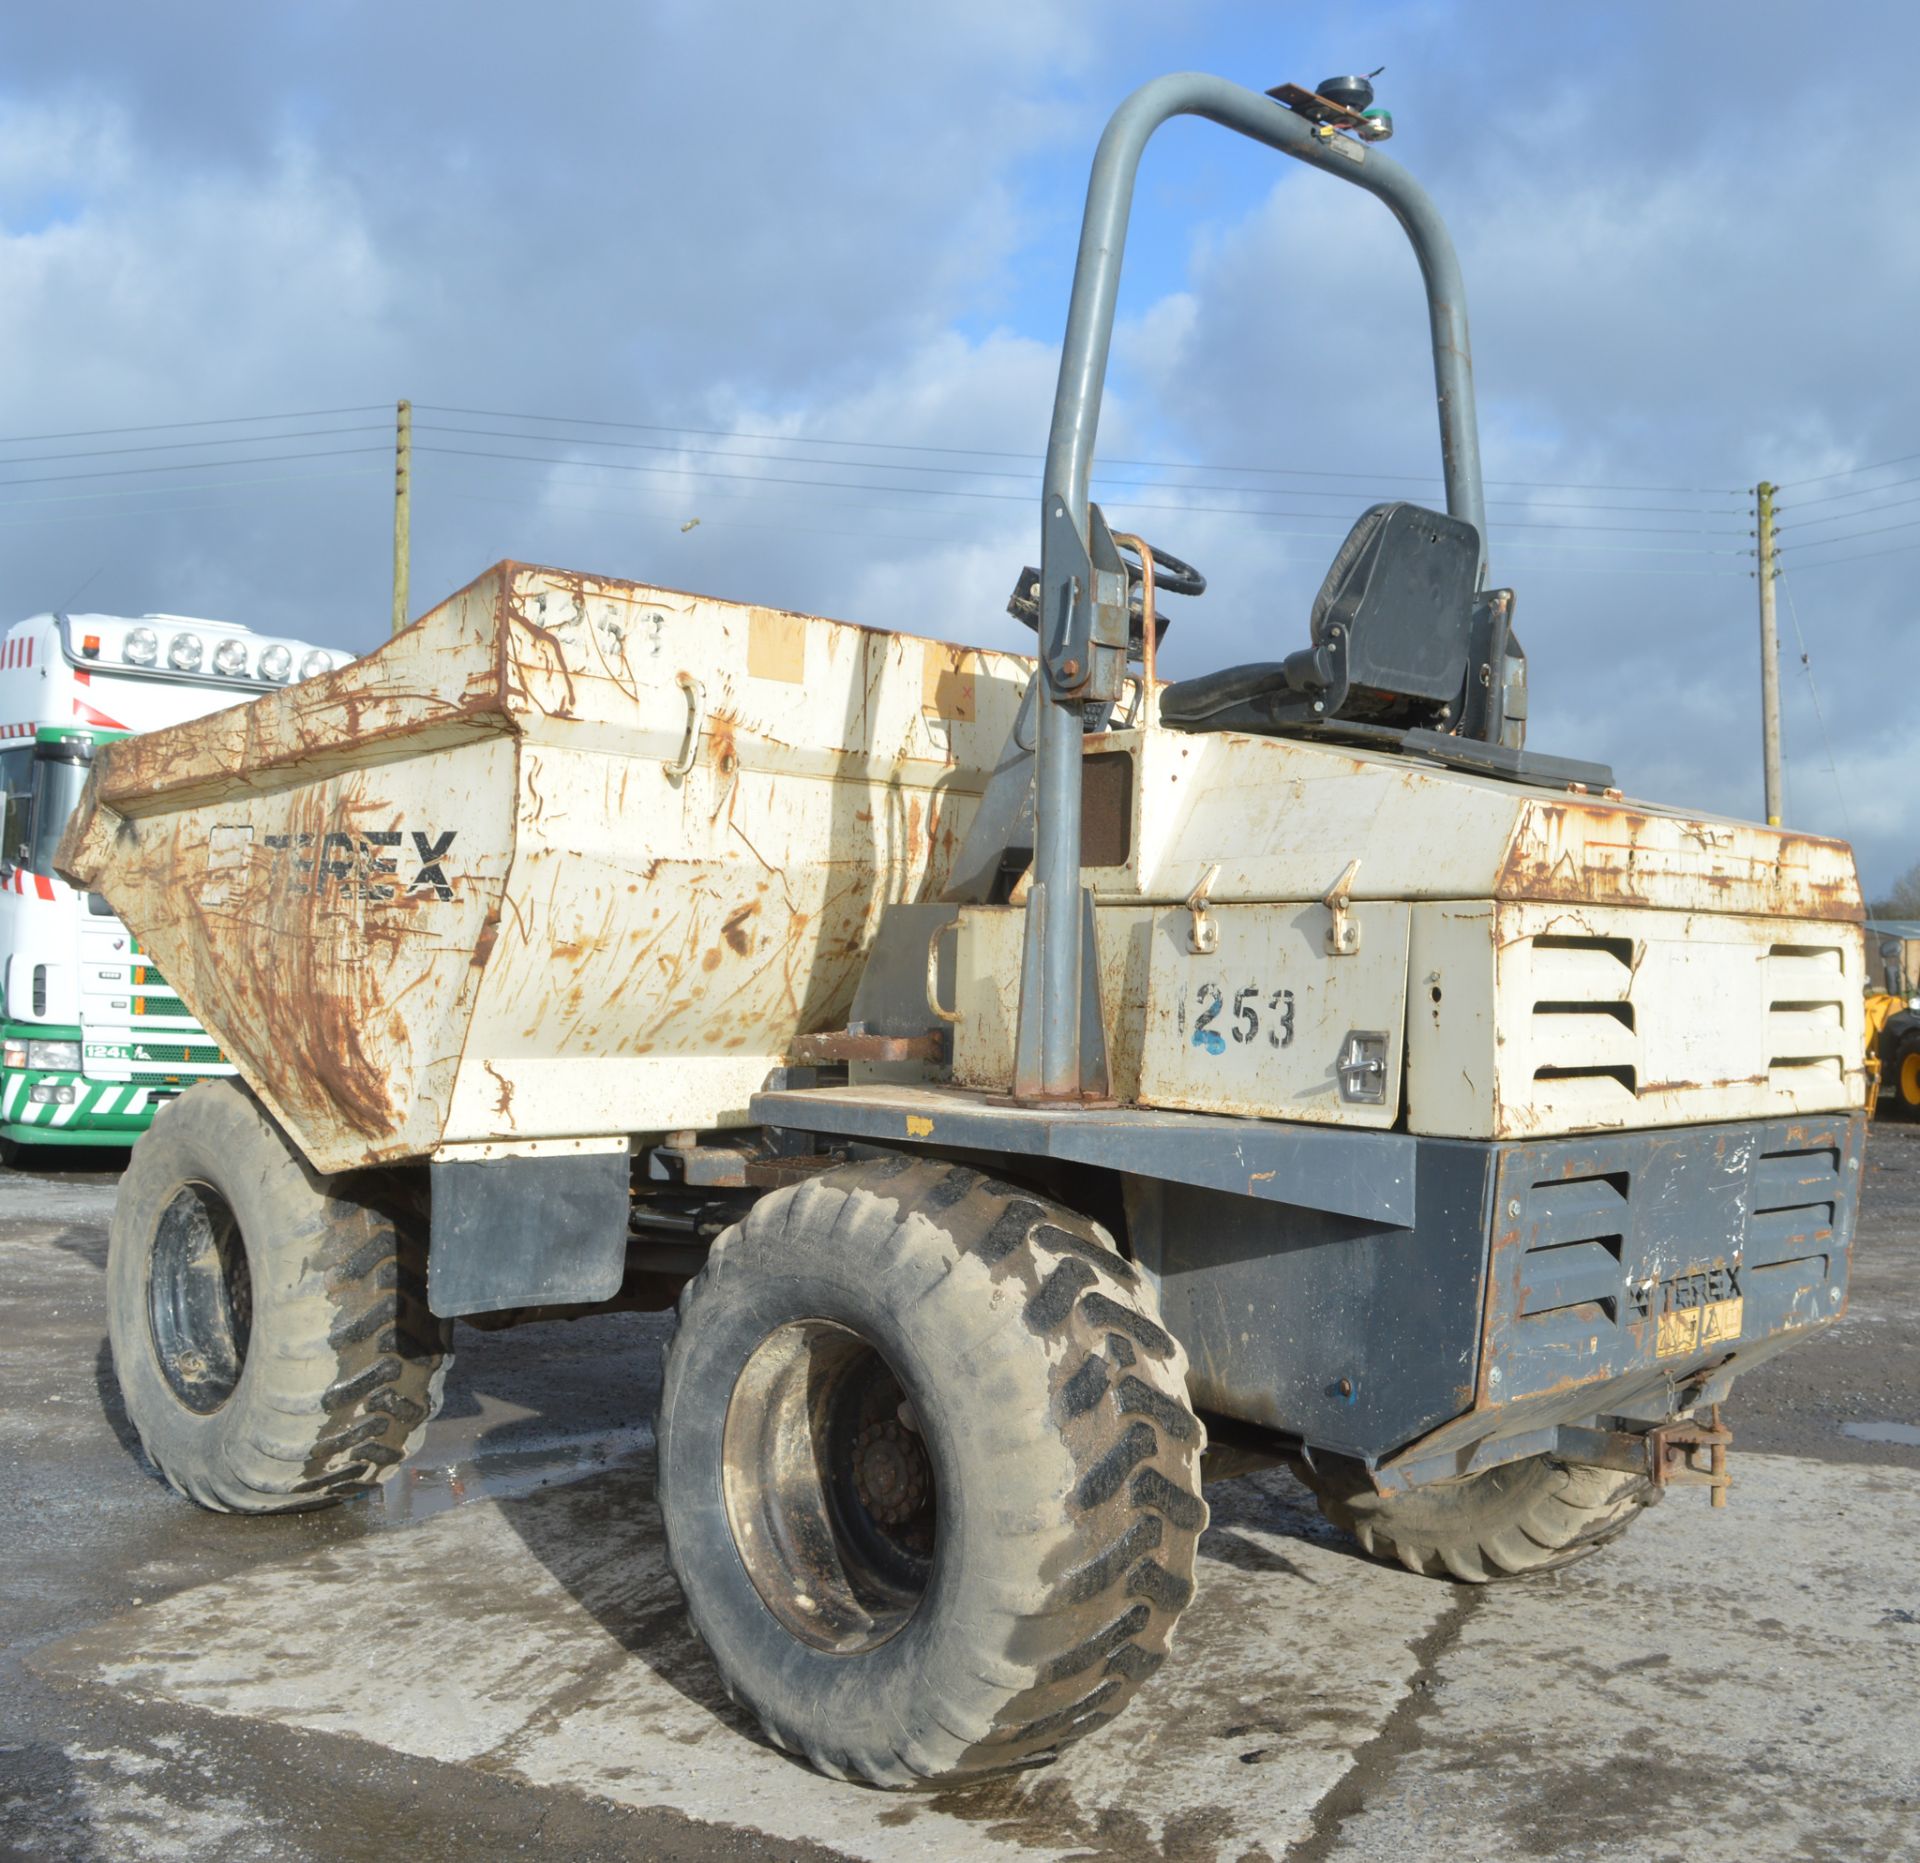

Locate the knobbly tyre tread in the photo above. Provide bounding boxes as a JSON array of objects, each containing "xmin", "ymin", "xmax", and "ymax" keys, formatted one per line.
[
  {"xmin": 656, "ymin": 1156, "xmax": 1208, "ymax": 1787},
  {"xmin": 1886, "ymin": 1033, "xmax": 1920, "ymax": 1122},
  {"xmin": 106, "ymin": 1078, "xmax": 450, "ymax": 1513},
  {"xmin": 1299, "ymin": 1451, "xmax": 1658, "ymax": 1583}
]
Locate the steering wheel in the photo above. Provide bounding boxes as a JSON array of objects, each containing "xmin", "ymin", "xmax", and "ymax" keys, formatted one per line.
[{"xmin": 1118, "ymin": 537, "xmax": 1206, "ymax": 599}]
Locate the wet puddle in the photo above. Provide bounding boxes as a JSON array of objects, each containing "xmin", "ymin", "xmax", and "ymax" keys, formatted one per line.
[
  {"xmin": 357, "ymin": 1426, "xmax": 653, "ymax": 1526},
  {"xmin": 1841, "ymin": 1421, "xmax": 1920, "ymax": 1447}
]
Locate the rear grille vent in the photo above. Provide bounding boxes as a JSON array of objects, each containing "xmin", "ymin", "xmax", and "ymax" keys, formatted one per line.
[
  {"xmin": 1529, "ymin": 936, "xmax": 1637, "ymax": 1101},
  {"xmin": 1765, "ymin": 944, "xmax": 1846, "ymax": 1087},
  {"xmin": 1745, "ymin": 1140, "xmax": 1840, "ymax": 1286},
  {"xmin": 1517, "ymin": 1171, "xmax": 1630, "ymax": 1325}
]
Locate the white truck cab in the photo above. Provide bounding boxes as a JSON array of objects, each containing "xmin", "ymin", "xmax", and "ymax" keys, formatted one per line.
[{"xmin": 0, "ymin": 609, "xmax": 347, "ymax": 1152}]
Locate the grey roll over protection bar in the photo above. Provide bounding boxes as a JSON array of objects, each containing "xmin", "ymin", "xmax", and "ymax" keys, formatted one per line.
[{"xmin": 1013, "ymin": 71, "xmax": 1489, "ymax": 1103}]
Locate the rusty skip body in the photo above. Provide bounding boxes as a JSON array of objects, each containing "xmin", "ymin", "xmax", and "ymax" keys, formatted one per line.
[{"xmin": 57, "ymin": 563, "xmax": 1031, "ymax": 1174}]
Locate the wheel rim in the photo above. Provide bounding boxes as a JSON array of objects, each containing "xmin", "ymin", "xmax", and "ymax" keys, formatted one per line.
[
  {"xmin": 1902, "ymin": 1051, "xmax": 1920, "ymax": 1107},
  {"xmin": 722, "ymin": 1320, "xmax": 935, "ymax": 1654},
  {"xmin": 147, "ymin": 1181, "xmax": 252, "ymax": 1414}
]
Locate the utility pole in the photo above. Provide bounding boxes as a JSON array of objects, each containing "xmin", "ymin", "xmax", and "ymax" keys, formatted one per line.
[
  {"xmin": 391, "ymin": 399, "xmax": 412, "ymax": 637},
  {"xmin": 1755, "ymin": 480, "xmax": 1783, "ymax": 827}
]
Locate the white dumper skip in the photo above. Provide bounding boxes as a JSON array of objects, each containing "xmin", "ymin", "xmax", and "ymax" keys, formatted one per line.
[
  {"xmin": 59, "ymin": 69, "xmax": 1874, "ymax": 1793},
  {"xmin": 63, "ymin": 562, "xmax": 1028, "ymax": 1174}
]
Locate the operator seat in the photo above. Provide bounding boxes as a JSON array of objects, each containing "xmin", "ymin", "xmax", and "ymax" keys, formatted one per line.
[
  {"xmin": 1159, "ymin": 501, "xmax": 1481, "ymax": 736},
  {"xmin": 1157, "ymin": 500, "xmax": 1612, "ymax": 786}
]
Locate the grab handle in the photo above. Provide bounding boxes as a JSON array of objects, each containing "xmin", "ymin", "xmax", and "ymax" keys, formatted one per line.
[{"xmin": 666, "ymin": 672, "xmax": 705, "ymax": 779}]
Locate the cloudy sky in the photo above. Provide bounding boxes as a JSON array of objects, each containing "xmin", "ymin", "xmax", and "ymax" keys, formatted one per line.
[{"xmin": 0, "ymin": 2, "xmax": 1914, "ymax": 894}]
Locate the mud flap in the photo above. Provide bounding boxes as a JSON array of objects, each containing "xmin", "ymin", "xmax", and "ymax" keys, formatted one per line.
[{"xmin": 427, "ymin": 1151, "xmax": 630, "ymax": 1317}]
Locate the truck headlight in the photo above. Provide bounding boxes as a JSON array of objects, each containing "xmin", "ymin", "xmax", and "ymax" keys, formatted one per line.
[
  {"xmin": 1, "ymin": 1040, "xmax": 26, "ymax": 1069},
  {"xmin": 123, "ymin": 627, "xmax": 159, "ymax": 667},
  {"xmin": 257, "ymin": 644, "xmax": 293, "ymax": 683},
  {"xmin": 299, "ymin": 650, "xmax": 332, "ymax": 681},
  {"xmin": 168, "ymin": 632, "xmax": 204, "ymax": 672},
  {"xmin": 27, "ymin": 1039, "xmax": 81, "ymax": 1070},
  {"xmin": 212, "ymin": 639, "xmax": 249, "ymax": 677}
]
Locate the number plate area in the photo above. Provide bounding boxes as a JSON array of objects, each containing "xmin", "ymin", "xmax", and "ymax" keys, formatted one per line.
[{"xmin": 1138, "ymin": 901, "xmax": 1411, "ymax": 1128}]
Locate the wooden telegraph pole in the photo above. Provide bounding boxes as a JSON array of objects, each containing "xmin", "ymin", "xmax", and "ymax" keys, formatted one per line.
[
  {"xmin": 1755, "ymin": 480, "xmax": 1783, "ymax": 826},
  {"xmin": 391, "ymin": 399, "xmax": 412, "ymax": 637}
]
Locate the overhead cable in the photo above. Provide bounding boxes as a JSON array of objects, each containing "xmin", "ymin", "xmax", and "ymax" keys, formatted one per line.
[
  {"xmin": 413, "ymin": 402, "xmax": 1747, "ymax": 499},
  {"xmin": 413, "ymin": 441, "xmax": 1753, "ymax": 537},
  {"xmin": 0, "ymin": 405, "xmax": 389, "ymax": 448}
]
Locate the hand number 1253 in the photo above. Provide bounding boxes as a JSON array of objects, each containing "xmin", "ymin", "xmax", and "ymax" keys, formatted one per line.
[{"xmin": 1181, "ymin": 982, "xmax": 1295, "ymax": 1055}]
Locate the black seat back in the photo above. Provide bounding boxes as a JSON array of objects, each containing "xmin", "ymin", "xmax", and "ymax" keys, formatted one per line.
[
  {"xmin": 1160, "ymin": 501, "xmax": 1481, "ymax": 735},
  {"xmin": 1314, "ymin": 502, "xmax": 1478, "ymax": 724}
]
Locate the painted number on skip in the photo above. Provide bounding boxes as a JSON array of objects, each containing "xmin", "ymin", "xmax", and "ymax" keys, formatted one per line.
[{"xmin": 1178, "ymin": 982, "xmax": 1295, "ymax": 1055}]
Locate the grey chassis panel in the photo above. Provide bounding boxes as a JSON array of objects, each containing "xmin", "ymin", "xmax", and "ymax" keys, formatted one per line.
[
  {"xmin": 749, "ymin": 1084, "xmax": 1416, "ymax": 1228},
  {"xmin": 1127, "ymin": 1144, "xmax": 1495, "ymax": 1459},
  {"xmin": 427, "ymin": 1151, "xmax": 630, "ymax": 1319}
]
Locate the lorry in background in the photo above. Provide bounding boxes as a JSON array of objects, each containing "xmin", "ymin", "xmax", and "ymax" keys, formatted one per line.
[
  {"xmin": 1, "ymin": 611, "xmax": 349, "ymax": 1156},
  {"xmin": 62, "ymin": 72, "xmax": 1872, "ymax": 1789}
]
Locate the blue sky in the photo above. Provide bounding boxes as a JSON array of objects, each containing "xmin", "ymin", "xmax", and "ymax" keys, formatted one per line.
[{"xmin": 0, "ymin": 2, "xmax": 1914, "ymax": 894}]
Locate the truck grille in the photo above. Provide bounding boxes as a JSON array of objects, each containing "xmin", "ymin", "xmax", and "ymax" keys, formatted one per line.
[
  {"xmin": 1745, "ymin": 1136, "xmax": 1842, "ymax": 1292},
  {"xmin": 1487, "ymin": 1115, "xmax": 1860, "ymax": 1396},
  {"xmin": 1513, "ymin": 1169, "xmax": 1628, "ymax": 1326}
]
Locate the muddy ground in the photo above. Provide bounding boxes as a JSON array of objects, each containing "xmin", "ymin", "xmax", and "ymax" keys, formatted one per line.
[{"xmin": 2, "ymin": 1122, "xmax": 1916, "ymax": 1861}]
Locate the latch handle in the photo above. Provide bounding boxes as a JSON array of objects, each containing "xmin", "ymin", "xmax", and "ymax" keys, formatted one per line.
[
  {"xmin": 1324, "ymin": 857, "xmax": 1362, "ymax": 956},
  {"xmin": 1186, "ymin": 863, "xmax": 1221, "ymax": 955}
]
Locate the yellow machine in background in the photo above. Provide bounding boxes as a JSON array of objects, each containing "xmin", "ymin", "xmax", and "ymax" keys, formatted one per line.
[{"xmin": 1867, "ymin": 920, "xmax": 1920, "ymax": 1120}]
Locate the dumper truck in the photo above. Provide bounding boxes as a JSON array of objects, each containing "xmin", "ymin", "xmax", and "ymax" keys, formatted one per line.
[{"xmin": 61, "ymin": 71, "xmax": 1870, "ymax": 1788}]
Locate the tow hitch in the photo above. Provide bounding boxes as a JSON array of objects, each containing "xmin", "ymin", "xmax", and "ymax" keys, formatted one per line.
[
  {"xmin": 1648, "ymin": 1406, "xmax": 1734, "ymax": 1508},
  {"xmin": 1562, "ymin": 1406, "xmax": 1734, "ymax": 1508}
]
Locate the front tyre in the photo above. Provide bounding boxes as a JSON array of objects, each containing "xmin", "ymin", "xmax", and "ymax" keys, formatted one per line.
[
  {"xmin": 107, "ymin": 1079, "xmax": 450, "ymax": 1513},
  {"xmin": 1886, "ymin": 1031, "xmax": 1920, "ymax": 1122},
  {"xmin": 657, "ymin": 1156, "xmax": 1207, "ymax": 1787}
]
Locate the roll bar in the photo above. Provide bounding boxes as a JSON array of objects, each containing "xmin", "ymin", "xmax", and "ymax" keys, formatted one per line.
[{"xmin": 1015, "ymin": 72, "xmax": 1487, "ymax": 1101}]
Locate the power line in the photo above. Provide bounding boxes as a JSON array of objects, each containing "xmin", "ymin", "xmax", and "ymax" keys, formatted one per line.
[
  {"xmin": 1778, "ymin": 470, "xmax": 1920, "ymax": 512},
  {"xmin": 1780, "ymin": 490, "xmax": 1920, "ymax": 532},
  {"xmin": 1778, "ymin": 449, "xmax": 1920, "ymax": 490},
  {"xmin": 413, "ymin": 440, "xmax": 1755, "ymax": 539},
  {"xmin": 0, "ymin": 445, "xmax": 388, "ymax": 494},
  {"xmin": 413, "ymin": 402, "xmax": 1746, "ymax": 499},
  {"xmin": 413, "ymin": 448, "xmax": 1750, "ymax": 561},
  {"xmin": 0, "ymin": 460, "xmax": 388, "ymax": 511},
  {"xmin": 0, "ymin": 424, "xmax": 388, "ymax": 470},
  {"xmin": 1780, "ymin": 511, "xmax": 1920, "ymax": 553},
  {"xmin": 0, "ymin": 405, "xmax": 388, "ymax": 448},
  {"xmin": 442, "ymin": 482, "xmax": 1755, "ymax": 576},
  {"xmin": 0, "ymin": 465, "xmax": 387, "ymax": 528},
  {"xmin": 412, "ymin": 419, "xmax": 1748, "ymax": 520},
  {"xmin": 1777, "ymin": 537, "xmax": 1920, "ymax": 573}
]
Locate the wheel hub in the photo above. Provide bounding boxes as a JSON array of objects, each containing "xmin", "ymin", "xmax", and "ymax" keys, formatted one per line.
[
  {"xmin": 852, "ymin": 1417, "xmax": 930, "ymax": 1527},
  {"xmin": 721, "ymin": 1319, "xmax": 937, "ymax": 1653},
  {"xmin": 147, "ymin": 1181, "xmax": 252, "ymax": 1415}
]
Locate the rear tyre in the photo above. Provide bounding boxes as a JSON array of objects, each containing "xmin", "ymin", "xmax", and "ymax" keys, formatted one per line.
[
  {"xmin": 656, "ymin": 1155, "xmax": 1207, "ymax": 1787},
  {"xmin": 1886, "ymin": 1033, "xmax": 1920, "ymax": 1122},
  {"xmin": 1298, "ymin": 1451, "xmax": 1656, "ymax": 1582},
  {"xmin": 106, "ymin": 1079, "xmax": 450, "ymax": 1513}
]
